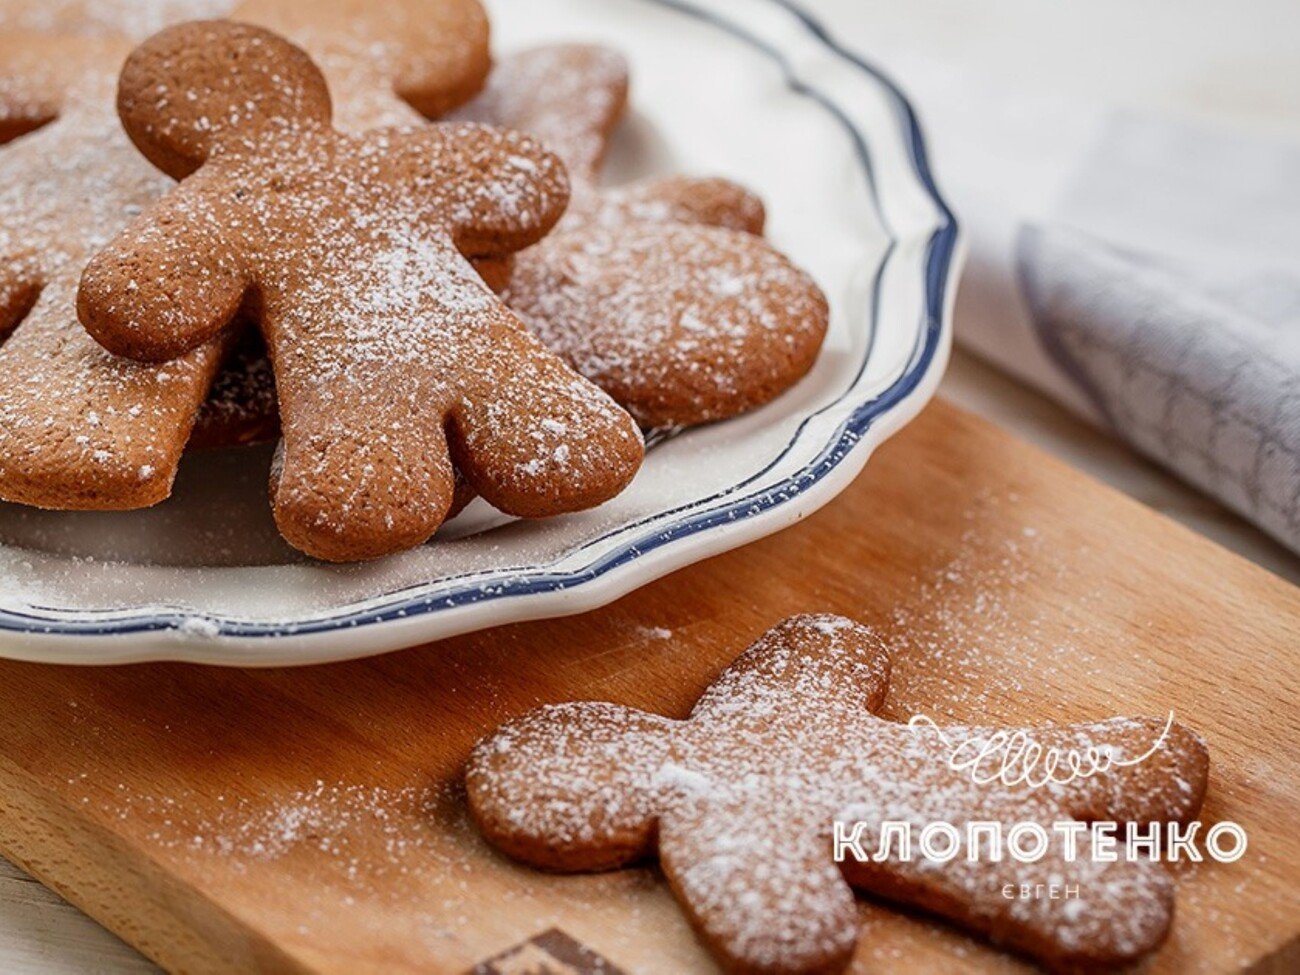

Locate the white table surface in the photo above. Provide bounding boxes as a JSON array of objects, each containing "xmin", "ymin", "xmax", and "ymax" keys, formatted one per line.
[{"xmin": 3, "ymin": 1, "xmax": 1298, "ymax": 971}]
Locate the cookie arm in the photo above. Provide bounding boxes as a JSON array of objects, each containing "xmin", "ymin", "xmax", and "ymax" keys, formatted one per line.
[
  {"xmin": 419, "ymin": 123, "xmax": 570, "ymax": 257},
  {"xmin": 466, "ymin": 702, "xmax": 671, "ymax": 871},
  {"xmin": 77, "ymin": 177, "xmax": 250, "ymax": 362},
  {"xmin": 235, "ymin": 0, "xmax": 490, "ymax": 125}
]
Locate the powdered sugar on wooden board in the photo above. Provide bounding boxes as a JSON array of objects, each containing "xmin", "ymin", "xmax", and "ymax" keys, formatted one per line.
[
  {"xmin": 60, "ymin": 774, "xmax": 686, "ymax": 965},
  {"xmin": 884, "ymin": 488, "xmax": 1108, "ymax": 719}
]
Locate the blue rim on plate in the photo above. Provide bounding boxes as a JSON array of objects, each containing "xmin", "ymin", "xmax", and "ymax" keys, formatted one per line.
[{"xmin": 0, "ymin": 0, "xmax": 959, "ymax": 646}]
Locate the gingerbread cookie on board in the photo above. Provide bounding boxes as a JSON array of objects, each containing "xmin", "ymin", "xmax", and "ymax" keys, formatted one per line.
[
  {"xmin": 463, "ymin": 44, "xmax": 829, "ymax": 428},
  {"xmin": 467, "ymin": 615, "xmax": 1210, "ymax": 973},
  {"xmin": 0, "ymin": 1, "xmax": 494, "ymax": 507},
  {"xmin": 78, "ymin": 22, "xmax": 642, "ymax": 561}
]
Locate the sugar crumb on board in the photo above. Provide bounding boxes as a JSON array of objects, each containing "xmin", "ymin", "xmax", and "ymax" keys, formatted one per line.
[
  {"xmin": 882, "ymin": 486, "xmax": 1106, "ymax": 720},
  {"xmin": 66, "ymin": 776, "xmax": 675, "ymax": 962}
]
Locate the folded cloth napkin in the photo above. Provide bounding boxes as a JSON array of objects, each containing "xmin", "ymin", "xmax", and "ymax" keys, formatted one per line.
[{"xmin": 892, "ymin": 57, "xmax": 1300, "ymax": 555}]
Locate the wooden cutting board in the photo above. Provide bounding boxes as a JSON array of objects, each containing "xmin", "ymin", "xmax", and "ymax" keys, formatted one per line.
[{"xmin": 0, "ymin": 399, "xmax": 1296, "ymax": 975}]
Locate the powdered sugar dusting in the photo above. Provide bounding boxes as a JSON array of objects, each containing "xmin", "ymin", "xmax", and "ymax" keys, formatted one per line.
[
  {"xmin": 197, "ymin": 41, "xmax": 819, "ymax": 447},
  {"xmin": 884, "ymin": 488, "xmax": 1108, "ymax": 719},
  {"xmin": 236, "ymin": 0, "xmax": 489, "ymax": 132},
  {"xmin": 3, "ymin": 0, "xmax": 234, "ymax": 40},
  {"xmin": 458, "ymin": 43, "xmax": 827, "ymax": 429}
]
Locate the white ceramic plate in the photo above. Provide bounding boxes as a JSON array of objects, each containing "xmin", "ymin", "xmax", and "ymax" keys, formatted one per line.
[{"xmin": 0, "ymin": 0, "xmax": 960, "ymax": 665}]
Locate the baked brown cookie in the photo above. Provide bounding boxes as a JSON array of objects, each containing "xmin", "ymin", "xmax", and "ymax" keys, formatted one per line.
[
  {"xmin": 78, "ymin": 21, "xmax": 643, "ymax": 561},
  {"xmin": 191, "ymin": 261, "xmax": 513, "ymax": 449},
  {"xmin": 453, "ymin": 43, "xmax": 629, "ymax": 190},
  {"xmin": 467, "ymin": 615, "xmax": 1210, "ymax": 973},
  {"xmin": 0, "ymin": 1, "xmax": 493, "ymax": 505},
  {"xmin": 505, "ymin": 220, "xmax": 829, "ymax": 428},
  {"xmin": 467, "ymin": 45, "xmax": 829, "ymax": 428}
]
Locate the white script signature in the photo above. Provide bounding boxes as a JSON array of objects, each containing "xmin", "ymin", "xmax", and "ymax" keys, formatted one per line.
[{"xmin": 906, "ymin": 713, "xmax": 1176, "ymax": 790}]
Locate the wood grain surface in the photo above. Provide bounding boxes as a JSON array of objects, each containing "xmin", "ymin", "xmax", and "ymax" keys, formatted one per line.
[{"xmin": 0, "ymin": 399, "xmax": 1295, "ymax": 974}]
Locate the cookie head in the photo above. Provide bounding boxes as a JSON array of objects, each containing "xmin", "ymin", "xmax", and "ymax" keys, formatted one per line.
[
  {"xmin": 469, "ymin": 703, "xmax": 674, "ymax": 872},
  {"xmin": 116, "ymin": 20, "xmax": 331, "ymax": 179},
  {"xmin": 506, "ymin": 221, "xmax": 830, "ymax": 428}
]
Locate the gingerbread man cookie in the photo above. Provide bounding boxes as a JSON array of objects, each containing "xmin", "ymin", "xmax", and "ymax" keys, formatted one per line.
[
  {"xmin": 78, "ymin": 22, "xmax": 642, "ymax": 560},
  {"xmin": 467, "ymin": 615, "xmax": 1210, "ymax": 973},
  {"xmin": 0, "ymin": 1, "xmax": 494, "ymax": 507},
  {"xmin": 198, "ymin": 0, "xmax": 490, "ymax": 448},
  {"xmin": 460, "ymin": 44, "xmax": 829, "ymax": 427}
]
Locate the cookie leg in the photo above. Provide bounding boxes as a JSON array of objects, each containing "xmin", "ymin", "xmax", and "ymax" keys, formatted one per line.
[
  {"xmin": 448, "ymin": 314, "xmax": 643, "ymax": 518},
  {"xmin": 840, "ymin": 824, "xmax": 1177, "ymax": 971},
  {"xmin": 269, "ymin": 364, "xmax": 459, "ymax": 562},
  {"xmin": 1019, "ymin": 717, "xmax": 1210, "ymax": 826},
  {"xmin": 659, "ymin": 815, "xmax": 859, "ymax": 975}
]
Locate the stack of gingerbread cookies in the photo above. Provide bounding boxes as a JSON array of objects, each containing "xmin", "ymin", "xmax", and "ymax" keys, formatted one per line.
[{"xmin": 0, "ymin": 0, "xmax": 828, "ymax": 561}]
